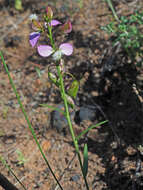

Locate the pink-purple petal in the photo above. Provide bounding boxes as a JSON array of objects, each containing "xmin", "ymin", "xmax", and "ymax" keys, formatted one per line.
[
  {"xmin": 49, "ymin": 19, "xmax": 62, "ymax": 26},
  {"xmin": 60, "ymin": 43, "xmax": 73, "ymax": 56},
  {"xmin": 29, "ymin": 32, "xmax": 40, "ymax": 47},
  {"xmin": 37, "ymin": 45, "xmax": 53, "ymax": 57}
]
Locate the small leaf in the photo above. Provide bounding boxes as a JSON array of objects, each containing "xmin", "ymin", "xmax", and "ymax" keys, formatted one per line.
[
  {"xmin": 35, "ymin": 67, "xmax": 41, "ymax": 78},
  {"xmin": 15, "ymin": 0, "xmax": 23, "ymax": 11},
  {"xmin": 16, "ymin": 149, "xmax": 26, "ymax": 165},
  {"xmin": 76, "ymin": 120, "xmax": 108, "ymax": 141},
  {"xmin": 67, "ymin": 80, "xmax": 79, "ymax": 98},
  {"xmin": 40, "ymin": 104, "xmax": 65, "ymax": 115},
  {"xmin": 82, "ymin": 143, "xmax": 88, "ymax": 178}
]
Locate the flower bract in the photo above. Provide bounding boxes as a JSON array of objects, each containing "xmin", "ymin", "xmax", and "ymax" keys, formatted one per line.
[
  {"xmin": 61, "ymin": 21, "xmax": 72, "ymax": 33},
  {"xmin": 32, "ymin": 19, "xmax": 43, "ymax": 31}
]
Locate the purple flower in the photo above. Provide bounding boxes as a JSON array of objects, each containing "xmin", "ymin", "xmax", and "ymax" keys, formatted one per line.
[
  {"xmin": 37, "ymin": 43, "xmax": 73, "ymax": 60},
  {"xmin": 29, "ymin": 32, "xmax": 41, "ymax": 47},
  {"xmin": 29, "ymin": 20, "xmax": 61, "ymax": 48}
]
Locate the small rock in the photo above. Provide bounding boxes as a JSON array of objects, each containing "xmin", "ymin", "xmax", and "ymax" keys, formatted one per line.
[
  {"xmin": 110, "ymin": 141, "xmax": 118, "ymax": 150},
  {"xmin": 70, "ymin": 174, "xmax": 80, "ymax": 182},
  {"xmin": 52, "ymin": 104, "xmax": 75, "ymax": 134},
  {"xmin": 79, "ymin": 105, "xmax": 97, "ymax": 122},
  {"xmin": 126, "ymin": 146, "xmax": 137, "ymax": 156}
]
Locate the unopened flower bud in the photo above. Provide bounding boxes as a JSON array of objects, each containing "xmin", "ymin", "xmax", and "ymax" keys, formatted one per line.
[
  {"xmin": 46, "ymin": 6, "xmax": 53, "ymax": 19},
  {"xmin": 59, "ymin": 59, "xmax": 65, "ymax": 73},
  {"xmin": 48, "ymin": 72, "xmax": 57, "ymax": 84},
  {"xmin": 65, "ymin": 94, "xmax": 75, "ymax": 108}
]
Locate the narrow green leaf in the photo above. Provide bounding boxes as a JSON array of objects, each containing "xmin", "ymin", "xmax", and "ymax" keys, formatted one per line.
[
  {"xmin": 105, "ymin": 0, "xmax": 119, "ymax": 21},
  {"xmin": 83, "ymin": 143, "xmax": 88, "ymax": 178},
  {"xmin": 76, "ymin": 120, "xmax": 108, "ymax": 141},
  {"xmin": 40, "ymin": 104, "xmax": 65, "ymax": 115}
]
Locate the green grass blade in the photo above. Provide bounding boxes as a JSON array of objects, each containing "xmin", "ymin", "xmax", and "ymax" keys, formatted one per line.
[{"xmin": 105, "ymin": 0, "xmax": 119, "ymax": 21}]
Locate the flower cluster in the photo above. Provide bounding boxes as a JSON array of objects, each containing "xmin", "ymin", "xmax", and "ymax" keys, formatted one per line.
[{"xmin": 29, "ymin": 6, "xmax": 73, "ymax": 61}]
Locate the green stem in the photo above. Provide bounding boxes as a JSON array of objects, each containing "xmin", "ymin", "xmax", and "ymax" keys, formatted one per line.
[
  {"xmin": 0, "ymin": 51, "xmax": 63, "ymax": 190},
  {"xmin": 56, "ymin": 65, "xmax": 89, "ymax": 190},
  {"xmin": 47, "ymin": 24, "xmax": 56, "ymax": 50}
]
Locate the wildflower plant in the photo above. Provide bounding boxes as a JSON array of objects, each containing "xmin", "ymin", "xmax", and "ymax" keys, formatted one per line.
[
  {"xmin": 29, "ymin": 6, "xmax": 107, "ymax": 189},
  {"xmin": 16, "ymin": 149, "xmax": 27, "ymax": 166},
  {"xmin": 29, "ymin": 6, "xmax": 92, "ymax": 188}
]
